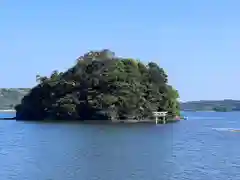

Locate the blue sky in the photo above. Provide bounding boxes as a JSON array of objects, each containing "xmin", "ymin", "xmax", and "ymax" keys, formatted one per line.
[{"xmin": 1, "ymin": 0, "xmax": 240, "ymax": 101}]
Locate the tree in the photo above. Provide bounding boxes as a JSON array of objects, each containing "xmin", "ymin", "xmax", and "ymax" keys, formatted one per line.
[{"xmin": 15, "ymin": 49, "xmax": 180, "ymax": 121}]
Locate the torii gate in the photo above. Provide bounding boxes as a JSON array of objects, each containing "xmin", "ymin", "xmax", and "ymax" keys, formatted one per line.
[{"xmin": 153, "ymin": 111, "xmax": 167, "ymax": 124}]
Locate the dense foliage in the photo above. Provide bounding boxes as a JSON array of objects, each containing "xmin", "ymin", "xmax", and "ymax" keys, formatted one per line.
[{"xmin": 15, "ymin": 50, "xmax": 180, "ymax": 120}]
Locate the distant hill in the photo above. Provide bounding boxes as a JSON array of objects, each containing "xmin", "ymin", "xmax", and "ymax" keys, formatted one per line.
[
  {"xmin": 0, "ymin": 88, "xmax": 30, "ymax": 110},
  {"xmin": 180, "ymin": 100, "xmax": 240, "ymax": 112}
]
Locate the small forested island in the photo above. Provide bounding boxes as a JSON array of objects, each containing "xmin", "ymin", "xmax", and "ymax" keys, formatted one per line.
[
  {"xmin": 180, "ymin": 100, "xmax": 240, "ymax": 112},
  {"xmin": 15, "ymin": 49, "xmax": 180, "ymax": 121}
]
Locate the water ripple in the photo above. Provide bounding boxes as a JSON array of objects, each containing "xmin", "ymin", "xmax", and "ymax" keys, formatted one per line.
[{"xmin": 0, "ymin": 112, "xmax": 240, "ymax": 179}]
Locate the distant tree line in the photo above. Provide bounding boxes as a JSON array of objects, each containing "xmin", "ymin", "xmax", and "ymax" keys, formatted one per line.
[
  {"xmin": 180, "ymin": 100, "xmax": 240, "ymax": 112},
  {"xmin": 0, "ymin": 88, "xmax": 29, "ymax": 110}
]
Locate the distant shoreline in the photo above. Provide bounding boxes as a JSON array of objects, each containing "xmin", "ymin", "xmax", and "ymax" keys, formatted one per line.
[
  {"xmin": 182, "ymin": 110, "xmax": 240, "ymax": 112},
  {"xmin": 0, "ymin": 109, "xmax": 16, "ymax": 112}
]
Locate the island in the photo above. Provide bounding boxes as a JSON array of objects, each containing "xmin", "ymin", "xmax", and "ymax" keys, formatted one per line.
[
  {"xmin": 14, "ymin": 49, "xmax": 180, "ymax": 122},
  {"xmin": 180, "ymin": 100, "xmax": 240, "ymax": 112}
]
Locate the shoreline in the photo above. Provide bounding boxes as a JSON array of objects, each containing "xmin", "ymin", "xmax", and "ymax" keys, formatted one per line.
[
  {"xmin": 0, "ymin": 109, "xmax": 16, "ymax": 112},
  {"xmin": 11, "ymin": 117, "xmax": 182, "ymax": 124},
  {"xmin": 0, "ymin": 118, "xmax": 181, "ymax": 123}
]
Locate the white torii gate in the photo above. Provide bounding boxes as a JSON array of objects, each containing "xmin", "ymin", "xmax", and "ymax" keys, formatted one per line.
[{"xmin": 153, "ymin": 111, "xmax": 168, "ymax": 124}]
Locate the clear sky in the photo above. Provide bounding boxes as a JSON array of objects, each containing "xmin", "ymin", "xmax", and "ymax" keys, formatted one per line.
[{"xmin": 1, "ymin": 0, "xmax": 240, "ymax": 101}]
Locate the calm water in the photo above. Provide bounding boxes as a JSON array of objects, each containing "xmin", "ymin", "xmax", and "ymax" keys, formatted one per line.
[{"xmin": 0, "ymin": 112, "xmax": 240, "ymax": 180}]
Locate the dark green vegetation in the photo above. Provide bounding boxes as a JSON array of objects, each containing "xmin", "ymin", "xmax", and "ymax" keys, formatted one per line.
[
  {"xmin": 180, "ymin": 100, "xmax": 240, "ymax": 112},
  {"xmin": 0, "ymin": 88, "xmax": 29, "ymax": 110},
  {"xmin": 15, "ymin": 49, "xmax": 180, "ymax": 120}
]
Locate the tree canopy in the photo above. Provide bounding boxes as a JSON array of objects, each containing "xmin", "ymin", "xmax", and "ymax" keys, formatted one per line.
[{"xmin": 15, "ymin": 49, "xmax": 180, "ymax": 120}]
